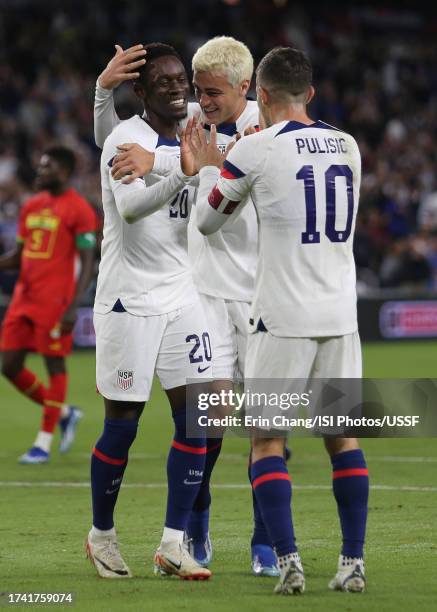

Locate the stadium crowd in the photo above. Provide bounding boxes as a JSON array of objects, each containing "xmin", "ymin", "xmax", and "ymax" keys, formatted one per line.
[{"xmin": 1, "ymin": 0, "xmax": 436, "ymax": 295}]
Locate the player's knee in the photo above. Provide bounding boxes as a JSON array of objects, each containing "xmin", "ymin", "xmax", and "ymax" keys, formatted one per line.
[
  {"xmin": 1, "ymin": 358, "xmax": 21, "ymax": 380},
  {"xmin": 251, "ymin": 437, "xmax": 285, "ymax": 462},
  {"xmin": 104, "ymin": 398, "xmax": 144, "ymax": 421},
  {"xmin": 44, "ymin": 356, "xmax": 66, "ymax": 376},
  {"xmin": 324, "ymin": 436, "xmax": 359, "ymax": 457}
]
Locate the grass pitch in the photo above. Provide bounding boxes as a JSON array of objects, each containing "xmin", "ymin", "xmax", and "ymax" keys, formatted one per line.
[{"xmin": 0, "ymin": 342, "xmax": 436, "ymax": 611}]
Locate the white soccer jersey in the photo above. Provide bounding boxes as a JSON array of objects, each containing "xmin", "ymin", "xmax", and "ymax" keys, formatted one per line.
[
  {"xmin": 196, "ymin": 120, "xmax": 361, "ymax": 337},
  {"xmin": 94, "ymin": 84, "xmax": 258, "ymax": 301},
  {"xmin": 187, "ymin": 100, "xmax": 259, "ymax": 302},
  {"xmin": 95, "ymin": 115, "xmax": 198, "ymax": 316}
]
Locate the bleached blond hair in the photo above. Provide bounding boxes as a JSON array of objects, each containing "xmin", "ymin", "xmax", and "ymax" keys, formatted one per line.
[{"xmin": 192, "ymin": 36, "xmax": 254, "ymax": 88}]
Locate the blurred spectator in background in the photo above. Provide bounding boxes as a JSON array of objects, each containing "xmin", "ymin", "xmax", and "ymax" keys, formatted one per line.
[
  {"xmin": 425, "ymin": 231, "xmax": 437, "ymax": 290},
  {"xmin": 0, "ymin": 0, "xmax": 436, "ymax": 297},
  {"xmin": 418, "ymin": 191, "xmax": 437, "ymax": 232},
  {"xmin": 379, "ymin": 235, "xmax": 431, "ymax": 289}
]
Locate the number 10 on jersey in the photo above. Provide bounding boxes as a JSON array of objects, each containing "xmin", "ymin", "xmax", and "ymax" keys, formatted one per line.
[{"xmin": 297, "ymin": 164, "xmax": 354, "ymax": 244}]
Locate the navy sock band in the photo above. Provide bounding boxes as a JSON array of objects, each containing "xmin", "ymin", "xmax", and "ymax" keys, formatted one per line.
[
  {"xmin": 165, "ymin": 408, "xmax": 206, "ymax": 531},
  {"xmin": 251, "ymin": 456, "xmax": 296, "ymax": 556},
  {"xmin": 331, "ymin": 448, "xmax": 369, "ymax": 558},
  {"xmin": 91, "ymin": 418, "xmax": 138, "ymax": 530},
  {"xmin": 191, "ymin": 437, "xmax": 222, "ymax": 514},
  {"xmin": 248, "ymin": 456, "xmax": 271, "ymax": 547}
]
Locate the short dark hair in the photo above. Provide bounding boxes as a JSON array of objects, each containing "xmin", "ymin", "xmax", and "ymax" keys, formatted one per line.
[
  {"xmin": 256, "ymin": 47, "xmax": 312, "ymax": 100},
  {"xmin": 137, "ymin": 43, "xmax": 183, "ymax": 85},
  {"xmin": 44, "ymin": 145, "xmax": 76, "ymax": 176}
]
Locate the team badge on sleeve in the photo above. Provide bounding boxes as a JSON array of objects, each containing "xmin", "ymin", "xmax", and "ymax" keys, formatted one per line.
[{"xmin": 117, "ymin": 369, "xmax": 134, "ymax": 390}]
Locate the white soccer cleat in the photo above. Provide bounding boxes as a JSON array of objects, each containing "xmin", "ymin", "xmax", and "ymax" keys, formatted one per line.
[
  {"xmin": 86, "ymin": 530, "xmax": 132, "ymax": 579},
  {"xmin": 274, "ymin": 556, "xmax": 305, "ymax": 595},
  {"xmin": 329, "ymin": 555, "xmax": 365, "ymax": 593},
  {"xmin": 154, "ymin": 541, "xmax": 212, "ymax": 580}
]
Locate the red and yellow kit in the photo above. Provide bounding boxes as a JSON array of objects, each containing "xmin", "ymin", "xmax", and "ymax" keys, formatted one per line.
[{"xmin": 1, "ymin": 188, "xmax": 96, "ymax": 355}]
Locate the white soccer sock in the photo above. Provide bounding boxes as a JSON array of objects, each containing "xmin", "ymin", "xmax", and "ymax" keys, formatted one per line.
[
  {"xmin": 339, "ymin": 554, "xmax": 364, "ymax": 569},
  {"xmin": 60, "ymin": 404, "xmax": 70, "ymax": 418},
  {"xmin": 161, "ymin": 527, "xmax": 184, "ymax": 545},
  {"xmin": 277, "ymin": 551, "xmax": 302, "ymax": 580},
  {"xmin": 34, "ymin": 431, "xmax": 53, "ymax": 453},
  {"xmin": 90, "ymin": 526, "xmax": 116, "ymax": 539}
]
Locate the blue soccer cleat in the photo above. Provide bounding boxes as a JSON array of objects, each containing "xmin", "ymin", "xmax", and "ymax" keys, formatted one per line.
[
  {"xmin": 18, "ymin": 446, "xmax": 50, "ymax": 464},
  {"xmin": 59, "ymin": 406, "xmax": 83, "ymax": 453},
  {"xmin": 185, "ymin": 509, "xmax": 213, "ymax": 567},
  {"xmin": 251, "ymin": 544, "xmax": 280, "ymax": 577}
]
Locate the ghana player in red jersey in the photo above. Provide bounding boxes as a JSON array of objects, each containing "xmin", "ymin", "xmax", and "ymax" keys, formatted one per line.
[{"xmin": 0, "ymin": 146, "xmax": 97, "ymax": 463}]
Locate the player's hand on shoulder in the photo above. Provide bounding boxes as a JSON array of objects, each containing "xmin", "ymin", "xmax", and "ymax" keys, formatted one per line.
[
  {"xmin": 98, "ymin": 44, "xmax": 146, "ymax": 90},
  {"xmin": 111, "ymin": 143, "xmax": 155, "ymax": 184}
]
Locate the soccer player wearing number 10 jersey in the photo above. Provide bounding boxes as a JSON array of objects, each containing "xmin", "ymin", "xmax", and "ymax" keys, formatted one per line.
[{"xmin": 195, "ymin": 47, "xmax": 369, "ymax": 595}]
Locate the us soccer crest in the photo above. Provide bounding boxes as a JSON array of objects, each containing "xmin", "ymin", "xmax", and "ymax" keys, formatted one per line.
[{"xmin": 117, "ymin": 369, "xmax": 134, "ymax": 390}]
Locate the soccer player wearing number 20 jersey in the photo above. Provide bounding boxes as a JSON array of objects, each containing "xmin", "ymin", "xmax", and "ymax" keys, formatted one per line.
[
  {"xmin": 87, "ymin": 43, "xmax": 211, "ymax": 581},
  {"xmin": 196, "ymin": 48, "xmax": 369, "ymax": 596},
  {"xmin": 0, "ymin": 146, "xmax": 96, "ymax": 463}
]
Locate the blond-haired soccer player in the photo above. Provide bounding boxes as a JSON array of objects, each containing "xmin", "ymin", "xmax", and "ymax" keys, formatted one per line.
[
  {"xmin": 191, "ymin": 47, "xmax": 368, "ymax": 595},
  {"xmin": 93, "ymin": 37, "xmax": 282, "ymax": 577}
]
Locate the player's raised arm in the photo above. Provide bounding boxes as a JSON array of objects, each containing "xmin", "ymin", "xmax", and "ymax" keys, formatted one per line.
[
  {"xmin": 94, "ymin": 44, "xmax": 146, "ymax": 148},
  {"xmin": 194, "ymin": 126, "xmax": 252, "ymax": 234},
  {"xmin": 106, "ymin": 140, "xmax": 193, "ymax": 224},
  {"xmin": 98, "ymin": 44, "xmax": 146, "ymax": 90}
]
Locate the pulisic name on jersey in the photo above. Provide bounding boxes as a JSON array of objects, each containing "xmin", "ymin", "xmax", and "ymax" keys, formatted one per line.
[{"xmin": 296, "ymin": 136, "xmax": 347, "ymax": 155}]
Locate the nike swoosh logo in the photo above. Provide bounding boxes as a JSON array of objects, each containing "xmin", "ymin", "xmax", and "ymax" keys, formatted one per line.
[
  {"xmin": 94, "ymin": 555, "xmax": 129, "ymax": 576},
  {"xmin": 105, "ymin": 487, "xmax": 120, "ymax": 495},
  {"xmin": 183, "ymin": 479, "xmax": 202, "ymax": 485},
  {"xmin": 197, "ymin": 366, "xmax": 210, "ymax": 373},
  {"xmin": 165, "ymin": 557, "xmax": 182, "ymax": 570}
]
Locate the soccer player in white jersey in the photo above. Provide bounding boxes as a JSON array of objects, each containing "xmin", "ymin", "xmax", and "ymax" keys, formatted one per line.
[
  {"xmin": 190, "ymin": 47, "xmax": 369, "ymax": 595},
  {"xmin": 94, "ymin": 38, "xmax": 281, "ymax": 577},
  {"xmin": 87, "ymin": 43, "xmax": 211, "ymax": 581}
]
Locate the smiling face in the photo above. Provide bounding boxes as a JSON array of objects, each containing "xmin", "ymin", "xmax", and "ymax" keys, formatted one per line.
[
  {"xmin": 136, "ymin": 55, "xmax": 190, "ymax": 121},
  {"xmin": 193, "ymin": 71, "xmax": 249, "ymax": 125}
]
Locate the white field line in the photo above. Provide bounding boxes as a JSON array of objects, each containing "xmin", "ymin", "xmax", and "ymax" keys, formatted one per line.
[
  {"xmin": 74, "ymin": 453, "xmax": 437, "ymax": 463},
  {"xmin": 367, "ymin": 456, "xmax": 437, "ymax": 463},
  {"xmin": 0, "ymin": 452, "xmax": 436, "ymax": 462},
  {"xmin": 1, "ymin": 481, "xmax": 436, "ymax": 492}
]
